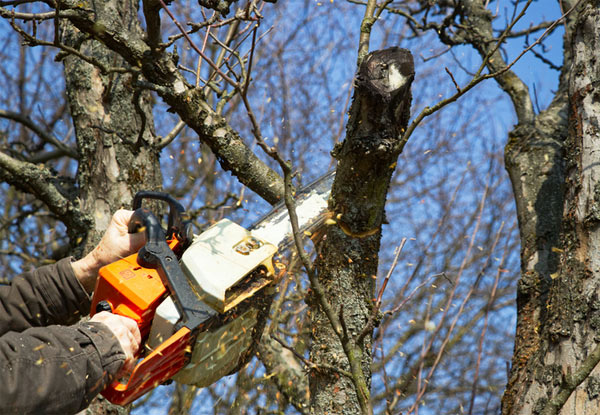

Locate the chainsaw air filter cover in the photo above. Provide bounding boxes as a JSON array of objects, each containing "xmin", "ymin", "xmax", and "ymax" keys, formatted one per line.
[{"xmin": 182, "ymin": 219, "xmax": 277, "ymax": 313}]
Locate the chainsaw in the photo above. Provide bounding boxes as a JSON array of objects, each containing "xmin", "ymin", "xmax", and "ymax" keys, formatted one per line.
[{"xmin": 89, "ymin": 172, "xmax": 333, "ymax": 405}]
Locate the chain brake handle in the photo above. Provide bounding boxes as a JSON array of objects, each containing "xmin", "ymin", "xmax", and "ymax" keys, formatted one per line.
[{"xmin": 128, "ymin": 205, "xmax": 213, "ymax": 330}]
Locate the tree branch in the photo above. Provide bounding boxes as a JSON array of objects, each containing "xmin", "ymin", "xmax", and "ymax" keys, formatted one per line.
[
  {"xmin": 0, "ymin": 110, "xmax": 78, "ymax": 159},
  {"xmin": 55, "ymin": 0, "xmax": 285, "ymax": 204},
  {"xmin": 0, "ymin": 151, "xmax": 90, "ymax": 241}
]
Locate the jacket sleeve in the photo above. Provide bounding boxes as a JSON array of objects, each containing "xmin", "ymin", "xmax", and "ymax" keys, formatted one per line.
[
  {"xmin": 0, "ymin": 257, "xmax": 91, "ymax": 335},
  {"xmin": 0, "ymin": 321, "xmax": 125, "ymax": 414}
]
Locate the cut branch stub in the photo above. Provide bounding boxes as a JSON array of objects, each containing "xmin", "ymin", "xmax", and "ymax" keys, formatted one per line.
[
  {"xmin": 353, "ymin": 47, "xmax": 415, "ymax": 143},
  {"xmin": 332, "ymin": 46, "xmax": 414, "ymax": 235}
]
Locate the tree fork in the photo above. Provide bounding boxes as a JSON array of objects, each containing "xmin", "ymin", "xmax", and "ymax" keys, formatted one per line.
[{"xmin": 310, "ymin": 47, "xmax": 414, "ymax": 415}]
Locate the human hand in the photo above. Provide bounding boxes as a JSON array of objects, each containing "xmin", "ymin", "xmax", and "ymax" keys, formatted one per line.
[
  {"xmin": 90, "ymin": 311, "xmax": 142, "ymax": 374},
  {"xmin": 73, "ymin": 209, "xmax": 146, "ymax": 292},
  {"xmin": 89, "ymin": 209, "xmax": 147, "ymax": 267}
]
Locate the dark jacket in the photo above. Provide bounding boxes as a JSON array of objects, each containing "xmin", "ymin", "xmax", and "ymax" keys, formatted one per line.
[{"xmin": 0, "ymin": 258, "xmax": 125, "ymax": 414}]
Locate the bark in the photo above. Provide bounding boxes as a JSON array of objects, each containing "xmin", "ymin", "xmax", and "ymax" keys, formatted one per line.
[
  {"xmin": 61, "ymin": 0, "xmax": 162, "ymax": 257},
  {"xmin": 526, "ymin": 3, "xmax": 600, "ymax": 414},
  {"xmin": 310, "ymin": 47, "xmax": 414, "ymax": 414},
  {"xmin": 501, "ymin": 1, "xmax": 600, "ymax": 414}
]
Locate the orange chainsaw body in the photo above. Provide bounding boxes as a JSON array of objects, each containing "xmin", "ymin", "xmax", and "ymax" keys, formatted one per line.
[
  {"xmin": 91, "ymin": 249, "xmax": 165, "ymax": 336},
  {"xmin": 90, "ymin": 239, "xmax": 190, "ymax": 405}
]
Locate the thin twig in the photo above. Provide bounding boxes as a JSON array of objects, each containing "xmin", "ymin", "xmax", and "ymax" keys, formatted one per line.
[
  {"xmin": 157, "ymin": 0, "xmax": 239, "ymax": 88},
  {"xmin": 242, "ymin": 23, "xmax": 258, "ymax": 97},
  {"xmin": 357, "ymin": 0, "xmax": 378, "ymax": 64},
  {"xmin": 357, "ymin": 238, "xmax": 407, "ymax": 344},
  {"xmin": 9, "ymin": 20, "xmax": 131, "ymax": 74},
  {"xmin": 467, "ymin": 222, "xmax": 507, "ymax": 415},
  {"xmin": 0, "ymin": 7, "xmax": 56, "ymax": 21},
  {"xmin": 445, "ymin": 67, "xmax": 461, "ymax": 93},
  {"xmin": 158, "ymin": 120, "xmax": 185, "ymax": 149},
  {"xmin": 384, "ymin": 274, "xmax": 439, "ymax": 316},
  {"xmin": 409, "ymin": 181, "xmax": 502, "ymax": 413}
]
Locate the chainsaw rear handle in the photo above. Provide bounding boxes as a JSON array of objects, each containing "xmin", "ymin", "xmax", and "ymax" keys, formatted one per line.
[{"xmin": 102, "ymin": 327, "xmax": 194, "ymax": 406}]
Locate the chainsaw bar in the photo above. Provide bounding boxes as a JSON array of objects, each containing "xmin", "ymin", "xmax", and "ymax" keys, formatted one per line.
[{"xmin": 250, "ymin": 170, "xmax": 334, "ymax": 250}]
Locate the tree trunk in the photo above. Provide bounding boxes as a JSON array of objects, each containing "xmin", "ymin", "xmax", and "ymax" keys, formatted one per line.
[
  {"xmin": 309, "ymin": 47, "xmax": 414, "ymax": 414},
  {"xmin": 61, "ymin": 1, "xmax": 162, "ymax": 414},
  {"xmin": 502, "ymin": 2, "xmax": 600, "ymax": 414},
  {"xmin": 501, "ymin": 82, "xmax": 568, "ymax": 415},
  {"xmin": 61, "ymin": 0, "xmax": 162, "ymax": 257}
]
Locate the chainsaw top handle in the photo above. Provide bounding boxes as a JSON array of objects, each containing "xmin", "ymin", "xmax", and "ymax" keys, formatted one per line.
[{"xmin": 131, "ymin": 191, "xmax": 186, "ymax": 242}]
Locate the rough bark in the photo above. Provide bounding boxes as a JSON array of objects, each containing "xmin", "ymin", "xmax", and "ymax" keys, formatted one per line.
[
  {"xmin": 502, "ymin": 1, "xmax": 600, "ymax": 414},
  {"xmin": 501, "ymin": 92, "xmax": 568, "ymax": 414},
  {"xmin": 61, "ymin": 0, "xmax": 162, "ymax": 257},
  {"xmin": 529, "ymin": 2, "xmax": 600, "ymax": 414},
  {"xmin": 309, "ymin": 47, "xmax": 414, "ymax": 414}
]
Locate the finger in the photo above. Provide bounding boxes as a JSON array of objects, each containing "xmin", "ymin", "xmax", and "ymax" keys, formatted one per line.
[
  {"xmin": 124, "ymin": 330, "xmax": 137, "ymax": 356},
  {"xmin": 122, "ymin": 353, "xmax": 138, "ymax": 374},
  {"xmin": 130, "ymin": 323, "xmax": 142, "ymax": 346},
  {"xmin": 127, "ymin": 330, "xmax": 140, "ymax": 355},
  {"xmin": 119, "ymin": 316, "xmax": 142, "ymax": 349}
]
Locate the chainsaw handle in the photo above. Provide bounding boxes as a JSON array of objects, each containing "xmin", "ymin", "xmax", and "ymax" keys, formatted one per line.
[
  {"xmin": 128, "ymin": 208, "xmax": 166, "ymax": 245},
  {"xmin": 102, "ymin": 327, "xmax": 193, "ymax": 406},
  {"xmin": 131, "ymin": 191, "xmax": 185, "ymax": 240}
]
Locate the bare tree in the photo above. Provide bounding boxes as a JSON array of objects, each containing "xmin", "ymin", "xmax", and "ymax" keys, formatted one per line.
[{"xmin": 0, "ymin": 0, "xmax": 590, "ymax": 415}]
